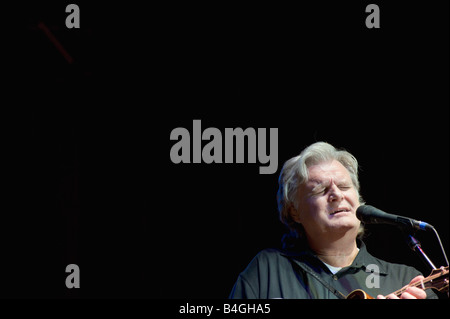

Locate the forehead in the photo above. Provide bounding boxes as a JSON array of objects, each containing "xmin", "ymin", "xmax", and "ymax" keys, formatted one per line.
[{"xmin": 306, "ymin": 160, "xmax": 351, "ymax": 185}]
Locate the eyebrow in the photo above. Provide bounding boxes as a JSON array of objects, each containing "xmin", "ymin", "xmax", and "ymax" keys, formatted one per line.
[
  {"xmin": 308, "ymin": 180, "xmax": 329, "ymax": 192},
  {"xmin": 308, "ymin": 178, "xmax": 352, "ymax": 191}
]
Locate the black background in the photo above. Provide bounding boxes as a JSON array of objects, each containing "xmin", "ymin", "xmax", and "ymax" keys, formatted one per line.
[{"xmin": 3, "ymin": 1, "xmax": 448, "ymax": 299}]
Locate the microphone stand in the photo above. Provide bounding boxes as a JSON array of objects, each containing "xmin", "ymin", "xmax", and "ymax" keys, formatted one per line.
[
  {"xmin": 403, "ymin": 233, "xmax": 437, "ymax": 271},
  {"xmin": 403, "ymin": 230, "xmax": 448, "ymax": 298}
]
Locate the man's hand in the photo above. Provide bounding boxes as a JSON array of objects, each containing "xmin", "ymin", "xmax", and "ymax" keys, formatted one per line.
[{"xmin": 377, "ymin": 275, "xmax": 427, "ymax": 299}]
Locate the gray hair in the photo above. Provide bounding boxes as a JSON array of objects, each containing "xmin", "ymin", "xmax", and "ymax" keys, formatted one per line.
[{"xmin": 277, "ymin": 142, "xmax": 365, "ymax": 236}]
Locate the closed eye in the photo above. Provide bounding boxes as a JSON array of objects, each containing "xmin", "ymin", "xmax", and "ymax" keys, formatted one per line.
[{"xmin": 310, "ymin": 186, "xmax": 327, "ymax": 196}]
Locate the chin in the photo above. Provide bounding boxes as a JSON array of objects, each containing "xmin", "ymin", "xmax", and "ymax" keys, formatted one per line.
[{"xmin": 329, "ymin": 221, "xmax": 359, "ymax": 234}]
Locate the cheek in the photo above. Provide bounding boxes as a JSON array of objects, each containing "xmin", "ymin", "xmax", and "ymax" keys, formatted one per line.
[
  {"xmin": 301, "ymin": 197, "xmax": 327, "ymax": 217},
  {"xmin": 345, "ymin": 190, "xmax": 360, "ymax": 205}
]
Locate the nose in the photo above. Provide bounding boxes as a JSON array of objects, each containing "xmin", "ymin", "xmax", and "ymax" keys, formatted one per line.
[{"xmin": 328, "ymin": 184, "xmax": 344, "ymax": 202}]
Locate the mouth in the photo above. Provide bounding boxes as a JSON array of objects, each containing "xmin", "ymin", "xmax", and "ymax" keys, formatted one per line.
[{"xmin": 330, "ymin": 207, "xmax": 351, "ymax": 215}]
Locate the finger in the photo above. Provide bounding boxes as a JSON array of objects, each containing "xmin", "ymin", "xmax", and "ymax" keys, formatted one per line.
[
  {"xmin": 400, "ymin": 292, "xmax": 416, "ymax": 299},
  {"xmin": 401, "ymin": 287, "xmax": 427, "ymax": 299},
  {"xmin": 382, "ymin": 293, "xmax": 399, "ymax": 299},
  {"xmin": 409, "ymin": 275, "xmax": 425, "ymax": 284}
]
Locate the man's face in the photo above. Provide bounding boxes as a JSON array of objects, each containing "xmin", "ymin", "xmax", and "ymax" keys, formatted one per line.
[{"xmin": 293, "ymin": 160, "xmax": 361, "ymax": 239}]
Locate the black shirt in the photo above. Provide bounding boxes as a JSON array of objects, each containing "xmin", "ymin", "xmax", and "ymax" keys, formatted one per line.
[{"xmin": 229, "ymin": 240, "xmax": 438, "ymax": 299}]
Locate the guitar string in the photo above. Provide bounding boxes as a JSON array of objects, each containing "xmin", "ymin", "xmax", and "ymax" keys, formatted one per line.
[
  {"xmin": 391, "ymin": 268, "xmax": 448, "ymax": 297},
  {"xmin": 393, "ymin": 272, "xmax": 442, "ymax": 297}
]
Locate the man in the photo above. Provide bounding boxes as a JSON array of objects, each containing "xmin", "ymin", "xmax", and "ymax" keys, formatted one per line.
[{"xmin": 229, "ymin": 142, "xmax": 437, "ymax": 299}]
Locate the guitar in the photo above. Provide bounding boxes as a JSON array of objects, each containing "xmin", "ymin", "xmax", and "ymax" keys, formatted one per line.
[{"xmin": 346, "ymin": 266, "xmax": 449, "ymax": 299}]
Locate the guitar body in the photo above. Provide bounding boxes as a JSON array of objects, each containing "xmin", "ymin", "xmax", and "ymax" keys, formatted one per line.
[{"xmin": 346, "ymin": 289, "xmax": 374, "ymax": 299}]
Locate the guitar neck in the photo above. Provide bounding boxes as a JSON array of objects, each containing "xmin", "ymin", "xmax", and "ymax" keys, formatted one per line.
[
  {"xmin": 347, "ymin": 266, "xmax": 448, "ymax": 299},
  {"xmin": 390, "ymin": 267, "xmax": 447, "ymax": 298},
  {"xmin": 392, "ymin": 280, "xmax": 429, "ymax": 298}
]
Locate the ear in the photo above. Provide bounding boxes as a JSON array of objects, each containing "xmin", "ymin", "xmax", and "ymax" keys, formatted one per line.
[{"xmin": 289, "ymin": 204, "xmax": 302, "ymax": 224}]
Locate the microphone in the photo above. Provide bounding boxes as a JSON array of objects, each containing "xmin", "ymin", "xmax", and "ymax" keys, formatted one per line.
[{"xmin": 356, "ymin": 205, "xmax": 433, "ymax": 231}]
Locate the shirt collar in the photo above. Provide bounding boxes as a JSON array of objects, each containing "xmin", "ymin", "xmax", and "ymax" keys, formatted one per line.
[
  {"xmin": 281, "ymin": 239, "xmax": 388, "ymax": 275},
  {"xmin": 351, "ymin": 240, "xmax": 388, "ymax": 275}
]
